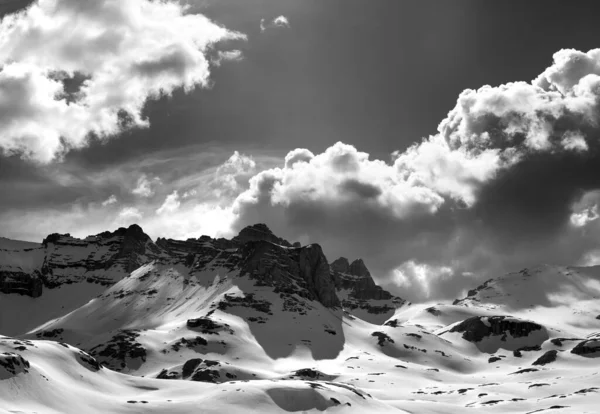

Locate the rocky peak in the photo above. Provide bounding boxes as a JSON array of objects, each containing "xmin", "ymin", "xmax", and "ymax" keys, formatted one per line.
[
  {"xmin": 331, "ymin": 257, "xmax": 372, "ymax": 279},
  {"xmin": 233, "ymin": 224, "xmax": 292, "ymax": 247},
  {"xmin": 349, "ymin": 259, "xmax": 370, "ymax": 278},
  {"xmin": 239, "ymin": 241, "xmax": 340, "ymax": 308},
  {"xmin": 331, "ymin": 256, "xmax": 405, "ymax": 321},
  {"xmin": 331, "ymin": 257, "xmax": 350, "ymax": 274}
]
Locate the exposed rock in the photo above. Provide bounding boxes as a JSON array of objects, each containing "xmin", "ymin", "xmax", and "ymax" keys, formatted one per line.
[
  {"xmin": 0, "ymin": 352, "xmax": 30, "ymax": 377},
  {"xmin": 2, "ymin": 222, "xmax": 406, "ymax": 324},
  {"xmin": 571, "ymin": 338, "xmax": 600, "ymax": 357},
  {"xmin": 371, "ymin": 331, "xmax": 394, "ymax": 346},
  {"xmin": 3, "ymin": 224, "xmax": 161, "ymax": 297},
  {"xmin": 0, "ymin": 270, "xmax": 43, "ymax": 297},
  {"xmin": 232, "ymin": 224, "xmax": 292, "ymax": 247},
  {"xmin": 76, "ymin": 350, "xmax": 103, "ymax": 371},
  {"xmin": 182, "ymin": 358, "xmax": 203, "ymax": 378},
  {"xmin": 239, "ymin": 241, "xmax": 340, "ymax": 308},
  {"xmin": 331, "ymin": 257, "xmax": 391, "ymax": 300},
  {"xmin": 88, "ymin": 330, "xmax": 146, "ymax": 371},
  {"xmin": 551, "ymin": 338, "xmax": 581, "ymax": 347},
  {"xmin": 298, "ymin": 245, "xmax": 340, "ymax": 308},
  {"xmin": 449, "ymin": 316, "xmax": 545, "ymax": 343},
  {"xmin": 532, "ymin": 350, "xmax": 558, "ymax": 366},
  {"xmin": 331, "ymin": 257, "xmax": 405, "ymax": 320},
  {"xmin": 181, "ymin": 358, "xmax": 223, "ymax": 383}
]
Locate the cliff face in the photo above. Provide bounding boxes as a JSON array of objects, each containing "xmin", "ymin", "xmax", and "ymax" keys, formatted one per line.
[
  {"xmin": 0, "ymin": 225, "xmax": 161, "ymax": 297},
  {"xmin": 0, "ymin": 223, "xmax": 403, "ymax": 313},
  {"xmin": 331, "ymin": 257, "xmax": 405, "ymax": 322}
]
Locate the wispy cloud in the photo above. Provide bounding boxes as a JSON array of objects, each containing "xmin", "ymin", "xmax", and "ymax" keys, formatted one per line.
[
  {"xmin": 101, "ymin": 195, "xmax": 117, "ymax": 206},
  {"xmin": 132, "ymin": 174, "xmax": 160, "ymax": 198},
  {"xmin": 260, "ymin": 15, "xmax": 290, "ymax": 32},
  {"xmin": 156, "ymin": 191, "xmax": 181, "ymax": 215}
]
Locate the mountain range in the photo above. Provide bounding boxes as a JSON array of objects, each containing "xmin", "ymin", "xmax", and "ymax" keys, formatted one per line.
[{"xmin": 1, "ymin": 223, "xmax": 599, "ymax": 413}]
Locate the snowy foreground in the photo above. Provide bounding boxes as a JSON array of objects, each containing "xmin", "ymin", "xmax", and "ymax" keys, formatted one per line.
[{"xmin": 1, "ymin": 226, "xmax": 600, "ymax": 413}]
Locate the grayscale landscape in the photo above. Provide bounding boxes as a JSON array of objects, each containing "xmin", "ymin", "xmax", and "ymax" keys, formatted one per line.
[{"xmin": 1, "ymin": 0, "xmax": 600, "ymax": 413}]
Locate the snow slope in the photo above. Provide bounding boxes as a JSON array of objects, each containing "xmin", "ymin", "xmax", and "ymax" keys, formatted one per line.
[{"xmin": 1, "ymin": 226, "xmax": 600, "ymax": 413}]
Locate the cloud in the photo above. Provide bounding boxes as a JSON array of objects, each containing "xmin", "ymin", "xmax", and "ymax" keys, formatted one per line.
[
  {"xmin": 570, "ymin": 190, "xmax": 600, "ymax": 227},
  {"xmin": 212, "ymin": 151, "xmax": 257, "ymax": 201},
  {"xmin": 571, "ymin": 205, "xmax": 598, "ymax": 227},
  {"xmin": 156, "ymin": 191, "xmax": 181, "ymax": 215},
  {"xmin": 212, "ymin": 50, "xmax": 243, "ymax": 67},
  {"xmin": 7, "ymin": 45, "xmax": 600, "ymax": 302},
  {"xmin": 182, "ymin": 189, "xmax": 197, "ymax": 199},
  {"xmin": 0, "ymin": 145, "xmax": 282, "ymax": 244},
  {"xmin": 224, "ymin": 47, "xmax": 600, "ymax": 301},
  {"xmin": 116, "ymin": 206, "xmax": 143, "ymax": 224},
  {"xmin": 0, "ymin": 0, "xmax": 245, "ymax": 163},
  {"xmin": 101, "ymin": 195, "xmax": 117, "ymax": 206},
  {"xmin": 260, "ymin": 15, "xmax": 290, "ymax": 32},
  {"xmin": 393, "ymin": 261, "xmax": 454, "ymax": 299},
  {"xmin": 132, "ymin": 174, "xmax": 160, "ymax": 197}
]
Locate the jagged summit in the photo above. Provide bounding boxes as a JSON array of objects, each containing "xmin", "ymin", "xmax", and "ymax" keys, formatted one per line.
[
  {"xmin": 0, "ymin": 222, "xmax": 406, "ymax": 336},
  {"xmin": 331, "ymin": 257, "xmax": 370, "ymax": 278},
  {"xmin": 232, "ymin": 223, "xmax": 302, "ymax": 248},
  {"xmin": 331, "ymin": 256, "xmax": 406, "ymax": 323}
]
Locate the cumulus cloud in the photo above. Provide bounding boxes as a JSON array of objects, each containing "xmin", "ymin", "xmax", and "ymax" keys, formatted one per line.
[
  {"xmin": 224, "ymin": 47, "xmax": 600, "ymax": 301},
  {"xmin": 132, "ymin": 174, "xmax": 160, "ymax": 197},
  {"xmin": 0, "ymin": 0, "xmax": 244, "ymax": 163},
  {"xmin": 260, "ymin": 15, "xmax": 290, "ymax": 32},
  {"xmin": 101, "ymin": 195, "xmax": 117, "ymax": 206}
]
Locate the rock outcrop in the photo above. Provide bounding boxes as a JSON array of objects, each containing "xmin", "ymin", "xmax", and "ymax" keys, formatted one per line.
[
  {"xmin": 239, "ymin": 241, "xmax": 340, "ymax": 308},
  {"xmin": 232, "ymin": 223, "xmax": 293, "ymax": 247},
  {"xmin": 450, "ymin": 316, "xmax": 545, "ymax": 343},
  {"xmin": 0, "ymin": 270, "xmax": 43, "ymax": 297},
  {"xmin": 0, "ymin": 225, "xmax": 162, "ymax": 297},
  {"xmin": 331, "ymin": 257, "xmax": 405, "ymax": 320},
  {"xmin": 1, "ymin": 223, "xmax": 405, "ymax": 312},
  {"xmin": 571, "ymin": 337, "xmax": 600, "ymax": 357},
  {"xmin": 0, "ymin": 352, "xmax": 30, "ymax": 378}
]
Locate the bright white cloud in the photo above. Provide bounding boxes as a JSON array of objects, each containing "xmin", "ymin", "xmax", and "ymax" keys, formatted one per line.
[
  {"xmin": 393, "ymin": 261, "xmax": 453, "ymax": 299},
  {"xmin": 101, "ymin": 194, "xmax": 117, "ymax": 206},
  {"xmin": 561, "ymin": 131, "xmax": 588, "ymax": 152},
  {"xmin": 570, "ymin": 190, "xmax": 600, "ymax": 227},
  {"xmin": 571, "ymin": 205, "xmax": 599, "ymax": 227},
  {"xmin": 213, "ymin": 151, "xmax": 257, "ymax": 201},
  {"xmin": 145, "ymin": 202, "xmax": 235, "ymax": 240},
  {"xmin": 156, "ymin": 191, "xmax": 181, "ymax": 215},
  {"xmin": 132, "ymin": 174, "xmax": 160, "ymax": 197},
  {"xmin": 233, "ymin": 140, "xmax": 490, "ymax": 224},
  {"xmin": 273, "ymin": 16, "xmax": 290, "ymax": 28},
  {"xmin": 0, "ymin": 0, "xmax": 244, "ymax": 163},
  {"xmin": 116, "ymin": 206, "xmax": 143, "ymax": 223}
]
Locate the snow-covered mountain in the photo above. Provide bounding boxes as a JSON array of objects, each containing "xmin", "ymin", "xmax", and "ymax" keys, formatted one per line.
[{"xmin": 1, "ymin": 224, "xmax": 599, "ymax": 413}]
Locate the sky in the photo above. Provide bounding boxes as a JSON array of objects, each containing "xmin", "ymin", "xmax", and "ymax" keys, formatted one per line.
[{"xmin": 2, "ymin": 0, "xmax": 600, "ymax": 302}]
